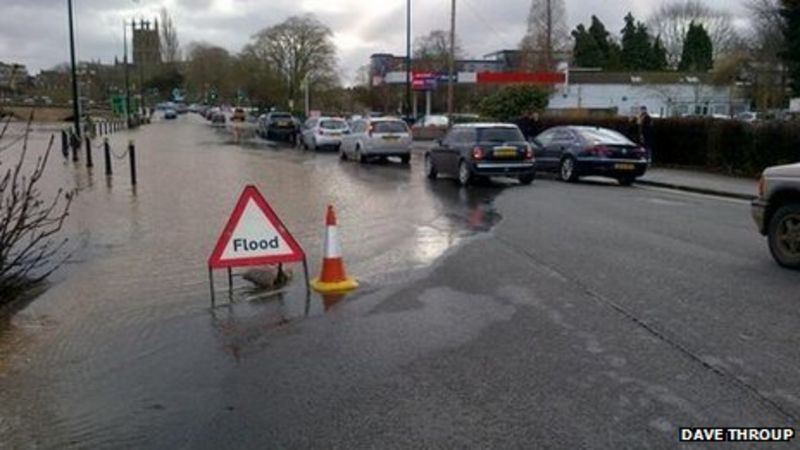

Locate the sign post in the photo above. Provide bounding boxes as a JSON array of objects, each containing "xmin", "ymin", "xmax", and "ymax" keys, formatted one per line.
[{"xmin": 208, "ymin": 185, "xmax": 309, "ymax": 306}]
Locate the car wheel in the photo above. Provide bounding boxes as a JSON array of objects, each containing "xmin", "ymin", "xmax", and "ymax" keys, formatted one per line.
[
  {"xmin": 519, "ymin": 173, "xmax": 535, "ymax": 185},
  {"xmin": 357, "ymin": 147, "xmax": 367, "ymax": 164},
  {"xmin": 458, "ymin": 160, "xmax": 472, "ymax": 186},
  {"xmin": 617, "ymin": 175, "xmax": 636, "ymax": 186},
  {"xmin": 339, "ymin": 146, "xmax": 348, "ymax": 161},
  {"xmin": 559, "ymin": 157, "xmax": 578, "ymax": 182},
  {"xmin": 425, "ymin": 154, "xmax": 437, "ymax": 179},
  {"xmin": 302, "ymin": 138, "xmax": 309, "ymax": 150},
  {"xmin": 768, "ymin": 203, "xmax": 800, "ymax": 270},
  {"xmin": 400, "ymin": 154, "xmax": 411, "ymax": 165}
]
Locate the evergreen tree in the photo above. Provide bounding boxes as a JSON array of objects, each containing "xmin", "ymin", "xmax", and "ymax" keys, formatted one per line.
[
  {"xmin": 679, "ymin": 22, "xmax": 714, "ymax": 71},
  {"xmin": 780, "ymin": 0, "xmax": 800, "ymax": 95},
  {"xmin": 649, "ymin": 36, "xmax": 668, "ymax": 71},
  {"xmin": 588, "ymin": 16, "xmax": 613, "ymax": 66},
  {"xmin": 572, "ymin": 24, "xmax": 605, "ymax": 68},
  {"xmin": 620, "ymin": 13, "xmax": 653, "ymax": 69}
]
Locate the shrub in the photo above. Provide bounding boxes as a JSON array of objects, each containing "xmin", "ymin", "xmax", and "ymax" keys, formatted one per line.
[{"xmin": 478, "ymin": 85, "xmax": 549, "ymax": 121}]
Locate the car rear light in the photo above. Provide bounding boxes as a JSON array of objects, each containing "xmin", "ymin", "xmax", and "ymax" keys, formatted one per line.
[
  {"xmin": 587, "ymin": 145, "xmax": 612, "ymax": 156},
  {"xmin": 472, "ymin": 147, "xmax": 485, "ymax": 160},
  {"xmin": 318, "ymin": 129, "xmax": 324, "ymax": 136},
  {"xmin": 758, "ymin": 176, "xmax": 766, "ymax": 198},
  {"xmin": 368, "ymin": 125, "xmax": 375, "ymax": 137},
  {"xmin": 525, "ymin": 144, "xmax": 535, "ymax": 160}
]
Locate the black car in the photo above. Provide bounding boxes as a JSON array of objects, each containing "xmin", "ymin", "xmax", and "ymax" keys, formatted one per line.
[
  {"xmin": 425, "ymin": 123, "xmax": 536, "ymax": 186},
  {"xmin": 532, "ymin": 126, "xmax": 649, "ymax": 185},
  {"xmin": 258, "ymin": 112, "xmax": 297, "ymax": 142}
]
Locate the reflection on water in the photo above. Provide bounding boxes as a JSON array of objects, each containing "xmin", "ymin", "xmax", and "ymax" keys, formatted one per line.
[{"xmin": 0, "ymin": 115, "xmax": 507, "ymax": 447}]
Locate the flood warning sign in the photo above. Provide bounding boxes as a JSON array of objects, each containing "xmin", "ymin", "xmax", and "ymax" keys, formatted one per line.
[{"xmin": 208, "ymin": 185, "xmax": 305, "ymax": 269}]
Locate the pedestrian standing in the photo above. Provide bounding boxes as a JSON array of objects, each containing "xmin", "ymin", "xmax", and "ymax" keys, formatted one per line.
[
  {"xmin": 516, "ymin": 110, "xmax": 542, "ymax": 141},
  {"xmin": 638, "ymin": 106, "xmax": 654, "ymax": 161}
]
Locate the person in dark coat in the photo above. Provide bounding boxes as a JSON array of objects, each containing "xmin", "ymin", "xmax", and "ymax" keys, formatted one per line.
[
  {"xmin": 516, "ymin": 110, "xmax": 541, "ymax": 141},
  {"xmin": 638, "ymin": 106, "xmax": 654, "ymax": 161}
]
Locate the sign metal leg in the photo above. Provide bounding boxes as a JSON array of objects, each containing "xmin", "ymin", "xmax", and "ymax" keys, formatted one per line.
[
  {"xmin": 227, "ymin": 267, "xmax": 233, "ymax": 298},
  {"xmin": 209, "ymin": 266, "xmax": 216, "ymax": 307},
  {"xmin": 302, "ymin": 258, "xmax": 311, "ymax": 317}
]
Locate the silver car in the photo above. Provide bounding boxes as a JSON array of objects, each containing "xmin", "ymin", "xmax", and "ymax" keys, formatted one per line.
[
  {"xmin": 340, "ymin": 118, "xmax": 412, "ymax": 164},
  {"xmin": 752, "ymin": 162, "xmax": 800, "ymax": 269},
  {"xmin": 301, "ymin": 117, "xmax": 350, "ymax": 151}
]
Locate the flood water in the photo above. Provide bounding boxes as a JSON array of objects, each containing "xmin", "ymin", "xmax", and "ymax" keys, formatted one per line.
[{"xmin": 0, "ymin": 114, "xmax": 519, "ymax": 447}]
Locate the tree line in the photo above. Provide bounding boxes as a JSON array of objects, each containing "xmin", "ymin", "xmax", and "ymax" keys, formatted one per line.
[{"xmin": 571, "ymin": 13, "xmax": 711, "ymax": 72}]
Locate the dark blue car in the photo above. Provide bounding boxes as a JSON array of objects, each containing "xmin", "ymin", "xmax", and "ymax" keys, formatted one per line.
[{"xmin": 532, "ymin": 126, "xmax": 649, "ymax": 185}]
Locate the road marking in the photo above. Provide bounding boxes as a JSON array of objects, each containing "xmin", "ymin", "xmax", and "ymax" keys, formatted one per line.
[{"xmin": 636, "ymin": 185, "xmax": 751, "ymax": 205}]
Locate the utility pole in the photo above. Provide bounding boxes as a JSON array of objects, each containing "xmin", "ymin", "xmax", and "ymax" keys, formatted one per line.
[
  {"xmin": 123, "ymin": 20, "xmax": 132, "ymax": 127},
  {"xmin": 447, "ymin": 0, "xmax": 456, "ymax": 121},
  {"xmin": 137, "ymin": 19, "xmax": 146, "ymax": 118},
  {"xmin": 304, "ymin": 73, "xmax": 311, "ymax": 118},
  {"xmin": 545, "ymin": 0, "xmax": 552, "ymax": 70},
  {"xmin": 405, "ymin": 0, "xmax": 411, "ymax": 119},
  {"xmin": 67, "ymin": 0, "xmax": 81, "ymax": 139}
]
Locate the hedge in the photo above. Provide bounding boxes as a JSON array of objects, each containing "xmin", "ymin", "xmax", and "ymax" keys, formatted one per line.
[{"xmin": 534, "ymin": 116, "xmax": 800, "ymax": 177}]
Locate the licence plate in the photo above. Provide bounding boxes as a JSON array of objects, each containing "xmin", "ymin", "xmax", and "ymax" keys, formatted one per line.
[
  {"xmin": 615, "ymin": 163, "xmax": 636, "ymax": 170},
  {"xmin": 329, "ymin": 132, "xmax": 341, "ymax": 137},
  {"xmin": 278, "ymin": 121, "xmax": 289, "ymax": 126},
  {"xmin": 494, "ymin": 148, "xmax": 517, "ymax": 158}
]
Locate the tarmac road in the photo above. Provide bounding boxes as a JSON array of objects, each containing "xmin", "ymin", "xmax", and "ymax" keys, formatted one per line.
[{"xmin": 1, "ymin": 115, "xmax": 798, "ymax": 448}]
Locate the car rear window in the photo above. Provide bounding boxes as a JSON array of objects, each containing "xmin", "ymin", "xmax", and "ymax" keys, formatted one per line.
[
  {"xmin": 576, "ymin": 128, "xmax": 635, "ymax": 146},
  {"xmin": 478, "ymin": 127, "xmax": 524, "ymax": 143},
  {"xmin": 373, "ymin": 121, "xmax": 408, "ymax": 133},
  {"xmin": 271, "ymin": 114, "xmax": 292, "ymax": 120},
  {"xmin": 320, "ymin": 120, "xmax": 348, "ymax": 130}
]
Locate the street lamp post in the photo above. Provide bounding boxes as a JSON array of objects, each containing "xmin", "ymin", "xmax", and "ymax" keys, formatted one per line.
[
  {"xmin": 405, "ymin": 0, "xmax": 411, "ymax": 120},
  {"xmin": 447, "ymin": 0, "xmax": 456, "ymax": 121},
  {"xmin": 123, "ymin": 20, "xmax": 132, "ymax": 127},
  {"xmin": 67, "ymin": 0, "xmax": 81, "ymax": 139}
]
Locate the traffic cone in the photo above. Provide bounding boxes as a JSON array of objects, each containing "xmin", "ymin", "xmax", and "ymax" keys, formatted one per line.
[{"xmin": 311, "ymin": 205, "xmax": 359, "ymax": 293}]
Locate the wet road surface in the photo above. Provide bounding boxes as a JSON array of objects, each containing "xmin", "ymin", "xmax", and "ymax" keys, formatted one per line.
[{"xmin": 1, "ymin": 115, "xmax": 799, "ymax": 448}]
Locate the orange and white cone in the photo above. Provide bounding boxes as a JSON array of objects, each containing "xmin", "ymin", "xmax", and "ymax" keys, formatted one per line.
[{"xmin": 311, "ymin": 205, "xmax": 359, "ymax": 293}]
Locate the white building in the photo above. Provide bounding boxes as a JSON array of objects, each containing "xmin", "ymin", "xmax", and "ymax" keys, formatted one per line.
[{"xmin": 548, "ymin": 70, "xmax": 748, "ymax": 118}]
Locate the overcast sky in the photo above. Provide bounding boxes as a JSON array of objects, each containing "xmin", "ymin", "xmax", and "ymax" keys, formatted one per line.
[{"xmin": 1, "ymin": 0, "xmax": 748, "ymax": 83}]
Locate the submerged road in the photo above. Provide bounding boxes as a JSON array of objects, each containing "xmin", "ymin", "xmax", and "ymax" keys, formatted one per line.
[{"xmin": 1, "ymin": 115, "xmax": 798, "ymax": 448}]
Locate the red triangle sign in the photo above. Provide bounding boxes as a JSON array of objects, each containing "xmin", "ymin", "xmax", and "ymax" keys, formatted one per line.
[{"xmin": 208, "ymin": 185, "xmax": 305, "ymax": 269}]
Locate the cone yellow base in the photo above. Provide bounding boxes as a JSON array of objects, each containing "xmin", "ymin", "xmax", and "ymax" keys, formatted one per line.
[{"xmin": 310, "ymin": 277, "xmax": 359, "ymax": 293}]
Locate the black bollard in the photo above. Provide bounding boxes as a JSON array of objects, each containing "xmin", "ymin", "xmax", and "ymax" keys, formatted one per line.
[
  {"xmin": 71, "ymin": 133, "xmax": 79, "ymax": 162},
  {"xmin": 61, "ymin": 130, "xmax": 69, "ymax": 158},
  {"xmin": 128, "ymin": 140, "xmax": 137, "ymax": 186},
  {"xmin": 85, "ymin": 136, "xmax": 93, "ymax": 168},
  {"xmin": 104, "ymin": 138, "xmax": 112, "ymax": 176}
]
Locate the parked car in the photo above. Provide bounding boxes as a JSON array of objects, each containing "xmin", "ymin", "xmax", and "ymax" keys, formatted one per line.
[
  {"xmin": 163, "ymin": 108, "xmax": 177, "ymax": 120},
  {"xmin": 531, "ymin": 126, "xmax": 649, "ymax": 185},
  {"xmin": 425, "ymin": 123, "xmax": 536, "ymax": 186},
  {"xmin": 340, "ymin": 117, "xmax": 412, "ymax": 164},
  {"xmin": 412, "ymin": 114, "xmax": 449, "ymax": 140},
  {"xmin": 231, "ymin": 107, "xmax": 247, "ymax": 122},
  {"xmin": 752, "ymin": 163, "xmax": 800, "ymax": 270},
  {"xmin": 210, "ymin": 110, "xmax": 226, "ymax": 126},
  {"xmin": 176, "ymin": 103, "xmax": 189, "ymax": 114},
  {"xmin": 259, "ymin": 112, "xmax": 297, "ymax": 142},
  {"xmin": 301, "ymin": 117, "xmax": 350, "ymax": 151}
]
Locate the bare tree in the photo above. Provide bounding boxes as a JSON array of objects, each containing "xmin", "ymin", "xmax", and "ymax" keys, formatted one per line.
[
  {"xmin": 248, "ymin": 14, "xmax": 338, "ymax": 108},
  {"xmin": 159, "ymin": 7, "xmax": 181, "ymax": 64},
  {"xmin": 184, "ymin": 43, "xmax": 233, "ymax": 102},
  {"xmin": 647, "ymin": 0, "xmax": 739, "ymax": 68},
  {"xmin": 0, "ymin": 114, "xmax": 74, "ymax": 302},
  {"xmin": 414, "ymin": 30, "xmax": 464, "ymax": 72},
  {"xmin": 519, "ymin": 0, "xmax": 570, "ymax": 70},
  {"xmin": 746, "ymin": 0, "xmax": 784, "ymax": 59}
]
